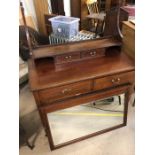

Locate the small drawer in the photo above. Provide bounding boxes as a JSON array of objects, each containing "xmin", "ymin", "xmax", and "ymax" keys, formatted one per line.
[
  {"xmin": 55, "ymin": 52, "xmax": 80, "ymax": 64},
  {"xmin": 38, "ymin": 80, "xmax": 92, "ymax": 104},
  {"xmin": 81, "ymin": 48, "xmax": 105, "ymax": 59},
  {"xmin": 94, "ymin": 71, "xmax": 134, "ymax": 91}
]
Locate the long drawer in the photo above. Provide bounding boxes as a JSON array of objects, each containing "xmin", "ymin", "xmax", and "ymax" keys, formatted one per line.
[
  {"xmin": 94, "ymin": 71, "xmax": 134, "ymax": 91},
  {"xmin": 38, "ymin": 80, "xmax": 92, "ymax": 104}
]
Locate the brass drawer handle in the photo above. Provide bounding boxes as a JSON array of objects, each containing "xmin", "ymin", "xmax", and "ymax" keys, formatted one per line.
[
  {"xmin": 75, "ymin": 93, "xmax": 81, "ymax": 96},
  {"xmin": 62, "ymin": 88, "xmax": 72, "ymax": 94},
  {"xmin": 90, "ymin": 51, "xmax": 96, "ymax": 56},
  {"xmin": 111, "ymin": 79, "xmax": 115, "ymax": 83},
  {"xmin": 117, "ymin": 78, "xmax": 120, "ymax": 82},
  {"xmin": 65, "ymin": 55, "xmax": 72, "ymax": 59},
  {"xmin": 111, "ymin": 78, "xmax": 121, "ymax": 84}
]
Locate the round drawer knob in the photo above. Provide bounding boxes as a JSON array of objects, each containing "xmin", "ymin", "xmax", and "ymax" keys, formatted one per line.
[
  {"xmin": 112, "ymin": 78, "xmax": 121, "ymax": 84},
  {"xmin": 111, "ymin": 79, "xmax": 115, "ymax": 83},
  {"xmin": 62, "ymin": 88, "xmax": 71, "ymax": 94},
  {"xmin": 90, "ymin": 51, "xmax": 96, "ymax": 56},
  {"xmin": 117, "ymin": 78, "xmax": 120, "ymax": 82},
  {"xmin": 65, "ymin": 56, "xmax": 72, "ymax": 59}
]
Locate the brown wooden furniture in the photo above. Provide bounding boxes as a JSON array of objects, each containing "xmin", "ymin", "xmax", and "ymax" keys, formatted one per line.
[
  {"xmin": 20, "ymin": 1, "xmax": 134, "ymax": 151},
  {"xmin": 28, "ymin": 37, "xmax": 134, "ymax": 150},
  {"xmin": 98, "ymin": 0, "xmax": 106, "ymax": 11},
  {"xmin": 33, "ymin": 0, "xmax": 49, "ymax": 35},
  {"xmin": 86, "ymin": 0, "xmax": 99, "ymax": 14},
  {"xmin": 122, "ymin": 20, "xmax": 135, "ymax": 106},
  {"xmin": 105, "ymin": 0, "xmax": 126, "ymax": 11},
  {"xmin": 122, "ymin": 21, "xmax": 135, "ymax": 59},
  {"xmin": 101, "ymin": 7, "xmax": 129, "ymax": 37},
  {"xmin": 85, "ymin": 0, "xmax": 105, "ymax": 34},
  {"xmin": 44, "ymin": 14, "xmax": 57, "ymax": 36}
]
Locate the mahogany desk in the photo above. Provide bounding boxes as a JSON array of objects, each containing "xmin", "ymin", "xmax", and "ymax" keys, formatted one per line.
[{"xmin": 28, "ymin": 39, "xmax": 135, "ymax": 150}]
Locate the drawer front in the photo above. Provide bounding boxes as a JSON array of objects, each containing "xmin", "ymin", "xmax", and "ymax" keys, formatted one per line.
[
  {"xmin": 38, "ymin": 80, "xmax": 92, "ymax": 103},
  {"xmin": 94, "ymin": 71, "xmax": 134, "ymax": 91},
  {"xmin": 81, "ymin": 48, "xmax": 105, "ymax": 59},
  {"xmin": 55, "ymin": 52, "xmax": 80, "ymax": 64}
]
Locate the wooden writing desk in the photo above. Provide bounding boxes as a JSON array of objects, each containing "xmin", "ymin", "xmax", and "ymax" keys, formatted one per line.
[{"xmin": 28, "ymin": 38, "xmax": 134, "ymax": 150}]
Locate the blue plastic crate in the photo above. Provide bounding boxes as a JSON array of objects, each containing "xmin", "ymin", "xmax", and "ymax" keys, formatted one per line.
[{"xmin": 49, "ymin": 16, "xmax": 80, "ymax": 39}]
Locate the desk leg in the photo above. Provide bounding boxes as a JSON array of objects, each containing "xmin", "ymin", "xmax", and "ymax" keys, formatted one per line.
[
  {"xmin": 124, "ymin": 89, "xmax": 130, "ymax": 125},
  {"xmin": 33, "ymin": 92, "xmax": 48, "ymax": 130},
  {"xmin": 38, "ymin": 109, "xmax": 47, "ymax": 128},
  {"xmin": 38, "ymin": 108, "xmax": 49, "ymax": 137}
]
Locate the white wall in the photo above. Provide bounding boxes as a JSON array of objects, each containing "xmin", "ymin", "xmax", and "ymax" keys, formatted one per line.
[
  {"xmin": 20, "ymin": 0, "xmax": 38, "ymax": 30},
  {"xmin": 64, "ymin": 0, "xmax": 71, "ymax": 16}
]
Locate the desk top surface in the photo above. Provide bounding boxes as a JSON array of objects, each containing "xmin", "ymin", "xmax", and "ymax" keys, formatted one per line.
[{"xmin": 28, "ymin": 50, "xmax": 134, "ymax": 91}]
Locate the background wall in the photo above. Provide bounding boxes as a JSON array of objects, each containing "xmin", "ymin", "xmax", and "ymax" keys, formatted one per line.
[
  {"xmin": 19, "ymin": 0, "xmax": 38, "ymax": 30},
  {"xmin": 64, "ymin": 0, "xmax": 71, "ymax": 16}
]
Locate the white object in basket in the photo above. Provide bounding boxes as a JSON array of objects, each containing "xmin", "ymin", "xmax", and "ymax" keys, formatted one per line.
[{"xmin": 49, "ymin": 16, "xmax": 80, "ymax": 39}]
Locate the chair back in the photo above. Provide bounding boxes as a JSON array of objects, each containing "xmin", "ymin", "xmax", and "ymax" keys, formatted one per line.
[{"xmin": 86, "ymin": 0, "xmax": 99, "ymax": 14}]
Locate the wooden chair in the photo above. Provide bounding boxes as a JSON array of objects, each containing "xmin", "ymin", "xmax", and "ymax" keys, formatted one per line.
[
  {"xmin": 98, "ymin": 0, "xmax": 106, "ymax": 12},
  {"xmin": 86, "ymin": 0, "xmax": 105, "ymax": 35},
  {"xmin": 86, "ymin": 0, "xmax": 99, "ymax": 14},
  {"xmin": 86, "ymin": 0, "xmax": 99, "ymax": 28}
]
